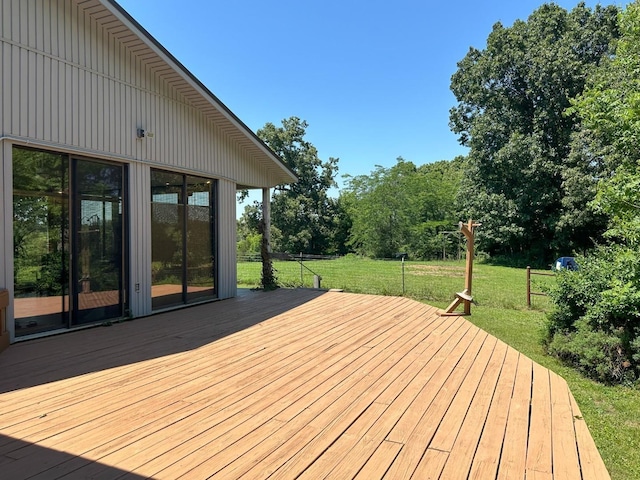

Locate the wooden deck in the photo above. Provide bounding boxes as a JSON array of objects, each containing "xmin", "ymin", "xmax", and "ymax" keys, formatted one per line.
[{"xmin": 0, "ymin": 289, "xmax": 609, "ymax": 479}]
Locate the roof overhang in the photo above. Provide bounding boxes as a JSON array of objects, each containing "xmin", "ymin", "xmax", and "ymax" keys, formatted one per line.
[{"xmin": 76, "ymin": 0, "xmax": 297, "ymax": 187}]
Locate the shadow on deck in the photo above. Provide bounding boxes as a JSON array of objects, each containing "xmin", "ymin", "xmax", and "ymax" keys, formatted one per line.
[{"xmin": 0, "ymin": 288, "xmax": 324, "ymax": 393}]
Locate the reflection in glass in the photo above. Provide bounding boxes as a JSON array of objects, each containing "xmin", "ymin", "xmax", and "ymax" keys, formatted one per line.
[
  {"xmin": 13, "ymin": 149, "xmax": 69, "ymax": 335},
  {"xmin": 151, "ymin": 170, "xmax": 216, "ymax": 310},
  {"xmin": 74, "ymin": 161, "xmax": 124, "ymax": 324},
  {"xmin": 186, "ymin": 176, "xmax": 215, "ymax": 302},
  {"xmin": 151, "ymin": 171, "xmax": 185, "ymax": 309},
  {"xmin": 13, "ymin": 147, "xmax": 126, "ymax": 335}
]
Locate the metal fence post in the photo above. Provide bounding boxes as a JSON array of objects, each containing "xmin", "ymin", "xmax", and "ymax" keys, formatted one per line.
[
  {"xmin": 526, "ymin": 266, "xmax": 531, "ymax": 308},
  {"xmin": 402, "ymin": 257, "xmax": 405, "ymax": 295}
]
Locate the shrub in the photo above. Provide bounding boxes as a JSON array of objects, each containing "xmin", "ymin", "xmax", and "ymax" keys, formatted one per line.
[
  {"xmin": 546, "ymin": 245, "xmax": 640, "ymax": 384},
  {"xmin": 547, "ymin": 318, "xmax": 634, "ymax": 383}
]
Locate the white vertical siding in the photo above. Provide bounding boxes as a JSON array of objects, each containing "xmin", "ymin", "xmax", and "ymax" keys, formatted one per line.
[
  {"xmin": 0, "ymin": 0, "xmax": 282, "ymax": 187},
  {"xmin": 128, "ymin": 162, "xmax": 152, "ymax": 317},
  {"xmin": 217, "ymin": 179, "xmax": 237, "ymax": 299}
]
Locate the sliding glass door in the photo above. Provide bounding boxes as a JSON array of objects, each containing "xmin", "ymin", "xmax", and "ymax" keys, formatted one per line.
[
  {"xmin": 13, "ymin": 147, "xmax": 127, "ymax": 336},
  {"xmin": 151, "ymin": 170, "xmax": 216, "ymax": 310}
]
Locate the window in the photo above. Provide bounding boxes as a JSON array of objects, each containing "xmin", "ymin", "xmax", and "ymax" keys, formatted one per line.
[{"xmin": 151, "ymin": 170, "xmax": 216, "ymax": 309}]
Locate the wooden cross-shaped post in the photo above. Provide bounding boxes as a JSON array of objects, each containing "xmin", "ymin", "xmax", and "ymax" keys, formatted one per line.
[{"xmin": 441, "ymin": 219, "xmax": 481, "ymax": 316}]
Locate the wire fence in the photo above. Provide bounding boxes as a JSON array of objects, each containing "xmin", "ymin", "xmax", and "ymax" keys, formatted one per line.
[
  {"xmin": 237, "ymin": 253, "xmax": 559, "ymax": 311},
  {"xmin": 237, "ymin": 253, "xmax": 339, "ymax": 284},
  {"xmin": 237, "ymin": 253, "xmax": 469, "ymax": 304}
]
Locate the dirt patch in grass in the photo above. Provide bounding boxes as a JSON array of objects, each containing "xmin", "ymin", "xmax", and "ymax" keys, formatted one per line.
[{"xmin": 408, "ymin": 265, "xmax": 466, "ymax": 277}]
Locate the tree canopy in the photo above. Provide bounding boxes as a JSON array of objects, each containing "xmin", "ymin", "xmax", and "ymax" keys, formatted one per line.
[
  {"xmin": 545, "ymin": 0, "xmax": 640, "ymax": 384},
  {"xmin": 450, "ymin": 2, "xmax": 620, "ymax": 262},
  {"xmin": 342, "ymin": 157, "xmax": 463, "ymax": 259},
  {"xmin": 239, "ymin": 117, "xmax": 347, "ymax": 255},
  {"xmin": 571, "ymin": 0, "xmax": 640, "ymax": 245}
]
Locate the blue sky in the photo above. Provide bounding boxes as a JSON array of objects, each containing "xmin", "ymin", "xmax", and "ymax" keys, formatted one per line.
[{"xmin": 117, "ymin": 0, "xmax": 619, "ymax": 203}]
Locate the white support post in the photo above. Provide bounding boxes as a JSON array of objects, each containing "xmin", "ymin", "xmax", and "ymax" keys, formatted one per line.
[{"xmin": 262, "ymin": 188, "xmax": 271, "ymax": 253}]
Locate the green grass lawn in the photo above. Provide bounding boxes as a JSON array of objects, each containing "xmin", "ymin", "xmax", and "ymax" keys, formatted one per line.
[{"xmin": 238, "ymin": 257, "xmax": 640, "ymax": 479}]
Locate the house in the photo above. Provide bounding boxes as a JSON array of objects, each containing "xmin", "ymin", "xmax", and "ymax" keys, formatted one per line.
[{"xmin": 0, "ymin": 0, "xmax": 295, "ymax": 348}]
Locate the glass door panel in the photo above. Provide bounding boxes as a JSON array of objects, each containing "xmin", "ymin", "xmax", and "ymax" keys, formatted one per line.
[
  {"xmin": 73, "ymin": 160, "xmax": 124, "ymax": 325},
  {"xmin": 186, "ymin": 176, "xmax": 215, "ymax": 302},
  {"xmin": 151, "ymin": 171, "xmax": 185, "ymax": 309},
  {"xmin": 13, "ymin": 149, "xmax": 69, "ymax": 335}
]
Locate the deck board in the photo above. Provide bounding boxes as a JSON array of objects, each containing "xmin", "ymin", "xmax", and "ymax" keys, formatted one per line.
[
  {"xmin": 527, "ymin": 363, "xmax": 554, "ymax": 478},
  {"xmin": 549, "ymin": 371, "xmax": 582, "ymax": 480},
  {"xmin": 468, "ymin": 346, "xmax": 519, "ymax": 479},
  {"xmin": 569, "ymin": 390, "xmax": 612, "ymax": 480},
  {"xmin": 353, "ymin": 440, "xmax": 403, "ymax": 480},
  {"xmin": 0, "ymin": 289, "xmax": 609, "ymax": 479}
]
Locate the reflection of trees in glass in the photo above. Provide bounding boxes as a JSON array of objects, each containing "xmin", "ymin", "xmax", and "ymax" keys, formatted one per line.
[
  {"xmin": 151, "ymin": 204, "xmax": 183, "ymax": 277},
  {"xmin": 186, "ymin": 177, "xmax": 213, "ymax": 287},
  {"xmin": 13, "ymin": 148, "xmax": 68, "ymax": 298},
  {"xmin": 36, "ymin": 251, "xmax": 65, "ymax": 295},
  {"xmin": 77, "ymin": 160, "xmax": 122, "ymax": 198},
  {"xmin": 186, "ymin": 208, "xmax": 213, "ymax": 286},
  {"xmin": 13, "ymin": 147, "xmax": 67, "ymax": 194}
]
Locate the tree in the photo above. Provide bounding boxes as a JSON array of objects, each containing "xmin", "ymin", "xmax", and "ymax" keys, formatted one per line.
[
  {"xmin": 342, "ymin": 157, "xmax": 462, "ymax": 259},
  {"xmin": 343, "ymin": 159, "xmax": 417, "ymax": 258},
  {"xmin": 545, "ymin": 1, "xmax": 640, "ymax": 384},
  {"xmin": 236, "ymin": 206, "xmax": 262, "ymax": 257},
  {"xmin": 554, "ymin": 129, "xmax": 610, "ymax": 255},
  {"xmin": 450, "ymin": 2, "xmax": 620, "ymax": 262},
  {"xmin": 242, "ymin": 117, "xmax": 343, "ymax": 255},
  {"xmin": 572, "ymin": 0, "xmax": 640, "ymax": 246}
]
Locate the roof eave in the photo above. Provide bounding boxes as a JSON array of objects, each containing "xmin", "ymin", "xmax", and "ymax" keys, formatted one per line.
[{"xmin": 102, "ymin": 0, "xmax": 297, "ymax": 185}]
